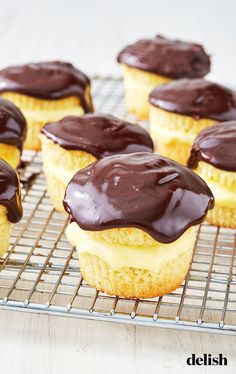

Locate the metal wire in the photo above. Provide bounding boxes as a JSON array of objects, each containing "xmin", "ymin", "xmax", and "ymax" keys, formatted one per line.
[{"xmin": 0, "ymin": 77, "xmax": 236, "ymax": 334}]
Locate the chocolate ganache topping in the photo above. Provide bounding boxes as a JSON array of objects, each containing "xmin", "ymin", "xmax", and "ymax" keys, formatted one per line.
[
  {"xmin": 63, "ymin": 153, "xmax": 214, "ymax": 244},
  {"xmin": 117, "ymin": 35, "xmax": 210, "ymax": 78},
  {"xmin": 187, "ymin": 121, "xmax": 236, "ymax": 172},
  {"xmin": 0, "ymin": 159, "xmax": 23, "ymax": 223},
  {"xmin": 0, "ymin": 98, "xmax": 26, "ymax": 152},
  {"xmin": 41, "ymin": 113, "xmax": 154, "ymax": 157},
  {"xmin": 149, "ymin": 78, "xmax": 236, "ymax": 121},
  {"xmin": 0, "ymin": 61, "xmax": 93, "ymax": 113}
]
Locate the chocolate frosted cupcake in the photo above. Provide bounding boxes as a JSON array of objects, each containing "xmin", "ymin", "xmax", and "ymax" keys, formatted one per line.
[
  {"xmin": 188, "ymin": 121, "xmax": 236, "ymax": 228},
  {"xmin": 117, "ymin": 35, "xmax": 210, "ymax": 118},
  {"xmin": 64, "ymin": 152, "xmax": 214, "ymax": 298},
  {"xmin": 0, "ymin": 61, "xmax": 93, "ymax": 150},
  {"xmin": 0, "ymin": 159, "xmax": 23, "ymax": 256},
  {"xmin": 0, "ymin": 98, "xmax": 26, "ymax": 168},
  {"xmin": 149, "ymin": 78, "xmax": 236, "ymax": 164},
  {"xmin": 41, "ymin": 113, "xmax": 154, "ymax": 212}
]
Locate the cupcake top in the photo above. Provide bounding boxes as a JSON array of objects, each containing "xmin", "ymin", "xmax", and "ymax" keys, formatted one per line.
[
  {"xmin": 0, "ymin": 98, "xmax": 26, "ymax": 152},
  {"xmin": 63, "ymin": 152, "xmax": 214, "ymax": 244},
  {"xmin": 117, "ymin": 35, "xmax": 210, "ymax": 78},
  {"xmin": 149, "ymin": 78, "xmax": 236, "ymax": 121},
  {"xmin": 0, "ymin": 159, "xmax": 23, "ymax": 223},
  {"xmin": 0, "ymin": 61, "xmax": 93, "ymax": 113},
  {"xmin": 41, "ymin": 113, "xmax": 154, "ymax": 157},
  {"xmin": 187, "ymin": 121, "xmax": 236, "ymax": 172}
]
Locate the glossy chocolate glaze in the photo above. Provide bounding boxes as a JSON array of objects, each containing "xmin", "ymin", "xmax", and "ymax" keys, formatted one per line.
[
  {"xmin": 63, "ymin": 153, "xmax": 214, "ymax": 244},
  {"xmin": 149, "ymin": 78, "xmax": 236, "ymax": 121},
  {"xmin": 41, "ymin": 113, "xmax": 154, "ymax": 157},
  {"xmin": 0, "ymin": 98, "xmax": 26, "ymax": 152},
  {"xmin": 0, "ymin": 159, "xmax": 23, "ymax": 223},
  {"xmin": 117, "ymin": 35, "xmax": 210, "ymax": 78},
  {"xmin": 0, "ymin": 61, "xmax": 93, "ymax": 113},
  {"xmin": 187, "ymin": 121, "xmax": 236, "ymax": 172}
]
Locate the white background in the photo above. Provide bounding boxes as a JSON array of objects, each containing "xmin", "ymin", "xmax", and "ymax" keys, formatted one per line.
[
  {"xmin": 0, "ymin": 1, "xmax": 236, "ymax": 373},
  {"xmin": 0, "ymin": 0, "xmax": 235, "ymax": 85}
]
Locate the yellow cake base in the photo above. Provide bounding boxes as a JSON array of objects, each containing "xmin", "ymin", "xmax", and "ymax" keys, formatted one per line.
[
  {"xmin": 193, "ymin": 162, "xmax": 236, "ymax": 228},
  {"xmin": 0, "ymin": 205, "xmax": 12, "ymax": 257},
  {"xmin": 121, "ymin": 65, "xmax": 172, "ymax": 119},
  {"xmin": 44, "ymin": 171, "xmax": 69, "ymax": 213},
  {"xmin": 154, "ymin": 140, "xmax": 191, "ymax": 166},
  {"xmin": 207, "ymin": 205, "xmax": 236, "ymax": 228},
  {"xmin": 195, "ymin": 162, "xmax": 236, "ymax": 191},
  {"xmin": 0, "ymin": 143, "xmax": 21, "ymax": 169},
  {"xmin": 149, "ymin": 106, "xmax": 216, "ymax": 164},
  {"xmin": 1, "ymin": 92, "xmax": 92, "ymax": 150},
  {"xmin": 79, "ymin": 251, "xmax": 191, "ymax": 298},
  {"xmin": 41, "ymin": 136, "xmax": 96, "ymax": 211},
  {"xmin": 66, "ymin": 222, "xmax": 196, "ymax": 299}
]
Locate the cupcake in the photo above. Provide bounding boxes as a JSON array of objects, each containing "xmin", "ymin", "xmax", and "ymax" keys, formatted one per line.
[
  {"xmin": 187, "ymin": 121, "xmax": 236, "ymax": 228},
  {"xmin": 149, "ymin": 79, "xmax": 236, "ymax": 164},
  {"xmin": 0, "ymin": 159, "xmax": 23, "ymax": 256},
  {"xmin": 0, "ymin": 98, "xmax": 27, "ymax": 168},
  {"xmin": 63, "ymin": 153, "xmax": 214, "ymax": 299},
  {"xmin": 0, "ymin": 61, "xmax": 93, "ymax": 150},
  {"xmin": 117, "ymin": 35, "xmax": 210, "ymax": 119},
  {"xmin": 41, "ymin": 113, "xmax": 154, "ymax": 212}
]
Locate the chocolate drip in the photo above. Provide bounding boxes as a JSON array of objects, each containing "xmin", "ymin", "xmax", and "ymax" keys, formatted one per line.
[
  {"xmin": 20, "ymin": 172, "xmax": 40, "ymax": 191},
  {"xmin": 41, "ymin": 113, "xmax": 154, "ymax": 157},
  {"xmin": 187, "ymin": 121, "xmax": 236, "ymax": 172},
  {"xmin": 0, "ymin": 159, "xmax": 23, "ymax": 223},
  {"xmin": 63, "ymin": 153, "xmax": 214, "ymax": 244},
  {"xmin": 0, "ymin": 61, "xmax": 93, "ymax": 113},
  {"xmin": 117, "ymin": 35, "xmax": 210, "ymax": 78},
  {"xmin": 0, "ymin": 98, "xmax": 26, "ymax": 152},
  {"xmin": 149, "ymin": 78, "xmax": 236, "ymax": 121}
]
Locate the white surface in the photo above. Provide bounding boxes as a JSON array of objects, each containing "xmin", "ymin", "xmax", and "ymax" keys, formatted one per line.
[
  {"xmin": 0, "ymin": 0, "xmax": 236, "ymax": 85},
  {"xmin": 0, "ymin": 310, "xmax": 236, "ymax": 374}
]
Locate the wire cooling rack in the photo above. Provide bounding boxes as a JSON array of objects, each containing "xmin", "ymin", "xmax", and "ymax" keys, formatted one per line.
[{"xmin": 0, "ymin": 77, "xmax": 236, "ymax": 335}]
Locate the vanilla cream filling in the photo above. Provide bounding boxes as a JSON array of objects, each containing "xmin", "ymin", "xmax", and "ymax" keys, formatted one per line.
[
  {"xmin": 201, "ymin": 178, "xmax": 236, "ymax": 208},
  {"xmin": 66, "ymin": 222, "xmax": 196, "ymax": 272},
  {"xmin": 23, "ymin": 106, "xmax": 84, "ymax": 122}
]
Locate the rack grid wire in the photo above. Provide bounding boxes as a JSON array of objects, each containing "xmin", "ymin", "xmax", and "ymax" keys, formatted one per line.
[{"xmin": 0, "ymin": 77, "xmax": 236, "ymax": 335}]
